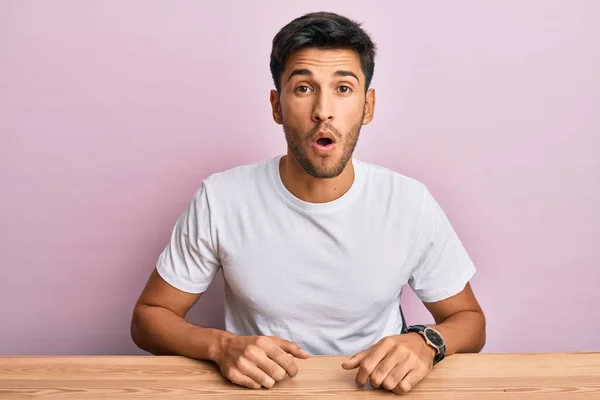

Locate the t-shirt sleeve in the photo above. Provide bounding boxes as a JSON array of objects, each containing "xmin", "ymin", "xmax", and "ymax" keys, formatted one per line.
[
  {"xmin": 155, "ymin": 183, "xmax": 221, "ymax": 294},
  {"xmin": 408, "ymin": 185, "xmax": 476, "ymax": 303}
]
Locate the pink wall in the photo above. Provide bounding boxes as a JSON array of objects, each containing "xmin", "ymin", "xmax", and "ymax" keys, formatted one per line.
[{"xmin": 1, "ymin": 1, "xmax": 599, "ymax": 355}]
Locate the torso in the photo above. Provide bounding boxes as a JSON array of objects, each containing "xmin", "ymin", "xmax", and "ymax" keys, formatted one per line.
[{"xmin": 205, "ymin": 156, "xmax": 428, "ymax": 355}]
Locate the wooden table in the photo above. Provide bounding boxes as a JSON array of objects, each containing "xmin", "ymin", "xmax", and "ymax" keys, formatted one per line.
[{"xmin": 1, "ymin": 352, "xmax": 599, "ymax": 399}]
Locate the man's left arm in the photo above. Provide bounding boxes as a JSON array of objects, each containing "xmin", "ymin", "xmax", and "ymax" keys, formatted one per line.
[
  {"xmin": 342, "ymin": 185, "xmax": 486, "ymax": 394},
  {"xmin": 425, "ymin": 281, "xmax": 486, "ymax": 355}
]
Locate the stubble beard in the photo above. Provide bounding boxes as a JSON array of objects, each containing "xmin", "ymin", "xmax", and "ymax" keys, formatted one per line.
[{"xmin": 282, "ymin": 108, "xmax": 365, "ymax": 179}]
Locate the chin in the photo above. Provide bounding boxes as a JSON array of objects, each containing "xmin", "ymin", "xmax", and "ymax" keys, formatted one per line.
[
  {"xmin": 307, "ymin": 169, "xmax": 342, "ymax": 179},
  {"xmin": 305, "ymin": 157, "xmax": 347, "ymax": 179}
]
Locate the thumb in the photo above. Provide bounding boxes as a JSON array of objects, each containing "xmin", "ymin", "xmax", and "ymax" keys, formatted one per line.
[
  {"xmin": 342, "ymin": 351, "xmax": 366, "ymax": 370},
  {"xmin": 275, "ymin": 337, "xmax": 311, "ymax": 359}
]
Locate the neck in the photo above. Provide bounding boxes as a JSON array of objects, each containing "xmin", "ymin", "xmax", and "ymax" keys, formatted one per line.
[{"xmin": 279, "ymin": 153, "xmax": 355, "ymax": 204}]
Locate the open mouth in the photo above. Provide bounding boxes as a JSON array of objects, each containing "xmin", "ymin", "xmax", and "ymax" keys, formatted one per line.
[
  {"xmin": 316, "ymin": 137, "xmax": 334, "ymax": 146},
  {"xmin": 313, "ymin": 134, "xmax": 337, "ymax": 153},
  {"xmin": 312, "ymin": 131, "xmax": 337, "ymax": 152}
]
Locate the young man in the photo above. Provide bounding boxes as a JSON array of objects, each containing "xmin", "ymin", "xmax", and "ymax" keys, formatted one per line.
[{"xmin": 131, "ymin": 11, "xmax": 486, "ymax": 395}]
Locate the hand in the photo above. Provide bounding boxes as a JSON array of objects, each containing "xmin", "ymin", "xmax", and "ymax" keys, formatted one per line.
[
  {"xmin": 341, "ymin": 333, "xmax": 436, "ymax": 395},
  {"xmin": 215, "ymin": 334, "xmax": 310, "ymax": 389}
]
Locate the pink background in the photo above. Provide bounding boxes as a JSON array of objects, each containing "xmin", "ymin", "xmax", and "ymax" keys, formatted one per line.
[{"xmin": 1, "ymin": 1, "xmax": 599, "ymax": 355}]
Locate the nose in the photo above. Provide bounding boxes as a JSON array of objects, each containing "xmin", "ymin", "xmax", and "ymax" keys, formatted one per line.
[{"xmin": 312, "ymin": 91, "xmax": 334, "ymax": 123}]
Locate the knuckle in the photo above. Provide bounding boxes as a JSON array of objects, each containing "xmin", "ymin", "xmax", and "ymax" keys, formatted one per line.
[
  {"xmin": 393, "ymin": 348, "xmax": 407, "ymax": 360},
  {"xmin": 234, "ymin": 357, "xmax": 246, "ymax": 370},
  {"xmin": 370, "ymin": 374, "xmax": 383, "ymax": 387},
  {"xmin": 382, "ymin": 379, "xmax": 396, "ymax": 391},
  {"xmin": 255, "ymin": 336, "xmax": 269, "ymax": 346},
  {"xmin": 407, "ymin": 352, "xmax": 419, "ymax": 363},
  {"xmin": 393, "ymin": 368, "xmax": 408, "ymax": 380},
  {"xmin": 401, "ymin": 380, "xmax": 413, "ymax": 392},
  {"xmin": 278, "ymin": 337, "xmax": 289, "ymax": 345},
  {"xmin": 223, "ymin": 367, "xmax": 235, "ymax": 378},
  {"xmin": 355, "ymin": 370, "xmax": 365, "ymax": 381},
  {"xmin": 281, "ymin": 356, "xmax": 293, "ymax": 369},
  {"xmin": 285, "ymin": 361, "xmax": 298, "ymax": 376},
  {"xmin": 382, "ymin": 359, "xmax": 395, "ymax": 371},
  {"xmin": 265, "ymin": 365, "xmax": 278, "ymax": 377},
  {"xmin": 392, "ymin": 343, "xmax": 404, "ymax": 353},
  {"xmin": 243, "ymin": 345, "xmax": 258, "ymax": 358},
  {"xmin": 228, "ymin": 371, "xmax": 248, "ymax": 387},
  {"xmin": 273, "ymin": 368, "xmax": 286, "ymax": 381},
  {"xmin": 361, "ymin": 360, "xmax": 375, "ymax": 372},
  {"xmin": 228, "ymin": 373, "xmax": 241, "ymax": 384}
]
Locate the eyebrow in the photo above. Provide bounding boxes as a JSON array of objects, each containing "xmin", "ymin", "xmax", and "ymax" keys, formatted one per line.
[
  {"xmin": 334, "ymin": 70, "xmax": 360, "ymax": 83},
  {"xmin": 287, "ymin": 69, "xmax": 360, "ymax": 83}
]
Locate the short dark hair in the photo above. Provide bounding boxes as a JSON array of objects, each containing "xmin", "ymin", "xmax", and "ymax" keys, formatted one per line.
[{"xmin": 270, "ymin": 11, "xmax": 377, "ymax": 92}]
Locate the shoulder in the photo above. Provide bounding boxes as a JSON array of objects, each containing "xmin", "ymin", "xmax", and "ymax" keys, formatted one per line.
[
  {"xmin": 358, "ymin": 162, "xmax": 461, "ymax": 238},
  {"xmin": 205, "ymin": 159, "xmax": 270, "ymax": 189},
  {"xmin": 356, "ymin": 159, "xmax": 430, "ymax": 204},
  {"xmin": 188, "ymin": 158, "xmax": 273, "ymax": 207}
]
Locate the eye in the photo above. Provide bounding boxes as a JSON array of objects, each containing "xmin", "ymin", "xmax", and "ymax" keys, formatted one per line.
[
  {"xmin": 295, "ymin": 85, "xmax": 312, "ymax": 94},
  {"xmin": 338, "ymin": 85, "xmax": 352, "ymax": 94}
]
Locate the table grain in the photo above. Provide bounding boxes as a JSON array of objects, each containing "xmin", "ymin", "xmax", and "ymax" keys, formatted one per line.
[{"xmin": 1, "ymin": 352, "xmax": 599, "ymax": 399}]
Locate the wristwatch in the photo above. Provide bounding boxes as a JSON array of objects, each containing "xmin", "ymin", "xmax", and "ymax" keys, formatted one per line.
[{"xmin": 403, "ymin": 325, "xmax": 446, "ymax": 365}]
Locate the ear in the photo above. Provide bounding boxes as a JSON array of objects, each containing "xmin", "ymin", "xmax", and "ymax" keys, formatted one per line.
[
  {"xmin": 270, "ymin": 89, "xmax": 283, "ymax": 125},
  {"xmin": 362, "ymin": 88, "xmax": 376, "ymax": 125}
]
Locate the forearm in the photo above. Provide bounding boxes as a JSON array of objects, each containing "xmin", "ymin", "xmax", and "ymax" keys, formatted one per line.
[
  {"xmin": 431, "ymin": 310, "xmax": 486, "ymax": 355},
  {"xmin": 131, "ymin": 304, "xmax": 232, "ymax": 362}
]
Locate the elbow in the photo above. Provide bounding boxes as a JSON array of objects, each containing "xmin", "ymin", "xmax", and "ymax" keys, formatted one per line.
[
  {"xmin": 130, "ymin": 305, "xmax": 150, "ymax": 353},
  {"xmin": 475, "ymin": 310, "xmax": 487, "ymax": 352},
  {"xmin": 130, "ymin": 304, "xmax": 171, "ymax": 356},
  {"xmin": 475, "ymin": 333, "xmax": 486, "ymax": 353}
]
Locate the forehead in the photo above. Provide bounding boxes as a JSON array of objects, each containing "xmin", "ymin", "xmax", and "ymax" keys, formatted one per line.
[{"xmin": 283, "ymin": 48, "xmax": 363, "ymax": 80}]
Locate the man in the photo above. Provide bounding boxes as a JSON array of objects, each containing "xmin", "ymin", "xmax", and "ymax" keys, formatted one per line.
[{"xmin": 131, "ymin": 11, "xmax": 486, "ymax": 395}]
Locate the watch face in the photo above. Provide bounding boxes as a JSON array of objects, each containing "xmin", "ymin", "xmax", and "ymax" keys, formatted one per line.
[{"xmin": 425, "ymin": 329, "xmax": 444, "ymax": 347}]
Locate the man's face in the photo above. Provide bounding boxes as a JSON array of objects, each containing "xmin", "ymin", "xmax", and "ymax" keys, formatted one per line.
[{"xmin": 270, "ymin": 48, "xmax": 375, "ymax": 178}]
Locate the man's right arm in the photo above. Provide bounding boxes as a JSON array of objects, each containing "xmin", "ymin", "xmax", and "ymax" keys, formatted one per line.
[
  {"xmin": 130, "ymin": 268, "xmax": 229, "ymax": 361},
  {"xmin": 130, "ymin": 268, "xmax": 310, "ymax": 389}
]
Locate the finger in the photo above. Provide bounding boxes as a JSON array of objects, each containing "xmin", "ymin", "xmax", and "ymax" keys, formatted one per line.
[
  {"xmin": 393, "ymin": 367, "xmax": 427, "ymax": 395},
  {"xmin": 265, "ymin": 339, "xmax": 304, "ymax": 377},
  {"xmin": 341, "ymin": 350, "xmax": 368, "ymax": 370},
  {"xmin": 237, "ymin": 357, "xmax": 276, "ymax": 388},
  {"xmin": 227, "ymin": 369, "xmax": 262, "ymax": 389},
  {"xmin": 368, "ymin": 353, "xmax": 401, "ymax": 389},
  {"xmin": 268, "ymin": 348, "xmax": 300, "ymax": 377},
  {"xmin": 273, "ymin": 337, "xmax": 310, "ymax": 359},
  {"xmin": 354, "ymin": 349, "xmax": 388, "ymax": 387},
  {"xmin": 249, "ymin": 352, "xmax": 288, "ymax": 382},
  {"xmin": 381, "ymin": 363, "xmax": 412, "ymax": 392}
]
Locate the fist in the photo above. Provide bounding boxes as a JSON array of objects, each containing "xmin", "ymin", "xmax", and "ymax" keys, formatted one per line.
[
  {"xmin": 215, "ymin": 334, "xmax": 310, "ymax": 389},
  {"xmin": 342, "ymin": 333, "xmax": 436, "ymax": 394}
]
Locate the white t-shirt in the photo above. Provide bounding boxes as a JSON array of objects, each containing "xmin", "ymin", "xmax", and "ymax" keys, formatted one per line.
[{"xmin": 156, "ymin": 155, "xmax": 475, "ymax": 356}]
